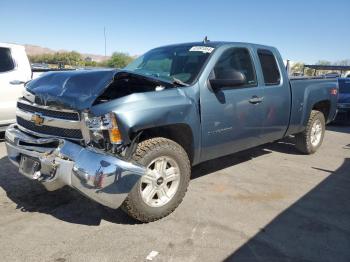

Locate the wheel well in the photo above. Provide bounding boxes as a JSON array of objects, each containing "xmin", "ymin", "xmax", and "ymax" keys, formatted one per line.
[
  {"xmin": 312, "ymin": 100, "xmax": 330, "ymax": 120},
  {"xmin": 134, "ymin": 124, "xmax": 194, "ymax": 164}
]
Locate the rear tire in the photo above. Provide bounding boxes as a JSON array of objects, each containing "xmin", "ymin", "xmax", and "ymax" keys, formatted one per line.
[
  {"xmin": 122, "ymin": 137, "xmax": 190, "ymax": 222},
  {"xmin": 295, "ymin": 110, "xmax": 325, "ymax": 154}
]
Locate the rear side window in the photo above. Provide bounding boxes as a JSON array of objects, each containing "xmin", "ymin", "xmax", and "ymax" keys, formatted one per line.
[
  {"xmin": 257, "ymin": 49, "xmax": 280, "ymax": 85},
  {"xmin": 0, "ymin": 47, "xmax": 15, "ymax": 73}
]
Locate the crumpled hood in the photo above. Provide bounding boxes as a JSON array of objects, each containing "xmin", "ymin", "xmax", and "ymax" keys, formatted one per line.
[
  {"xmin": 26, "ymin": 69, "xmax": 117, "ymax": 110},
  {"xmin": 25, "ymin": 69, "xmax": 176, "ymax": 111}
]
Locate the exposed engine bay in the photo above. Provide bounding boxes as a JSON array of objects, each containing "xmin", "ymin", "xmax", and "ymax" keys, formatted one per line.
[{"xmin": 94, "ymin": 71, "xmax": 174, "ymax": 104}]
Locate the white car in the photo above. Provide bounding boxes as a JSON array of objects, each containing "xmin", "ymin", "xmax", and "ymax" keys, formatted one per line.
[{"xmin": 0, "ymin": 43, "xmax": 32, "ymax": 131}]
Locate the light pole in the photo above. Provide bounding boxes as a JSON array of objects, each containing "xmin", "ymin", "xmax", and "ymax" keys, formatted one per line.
[{"xmin": 104, "ymin": 27, "xmax": 107, "ymax": 57}]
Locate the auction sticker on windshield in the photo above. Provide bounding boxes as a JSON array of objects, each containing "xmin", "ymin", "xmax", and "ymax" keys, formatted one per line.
[{"xmin": 189, "ymin": 46, "xmax": 214, "ymax": 53}]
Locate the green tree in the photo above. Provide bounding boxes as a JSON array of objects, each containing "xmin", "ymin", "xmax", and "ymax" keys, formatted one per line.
[
  {"xmin": 315, "ymin": 60, "xmax": 331, "ymax": 65},
  {"xmin": 290, "ymin": 62, "xmax": 315, "ymax": 76},
  {"xmin": 28, "ymin": 51, "xmax": 83, "ymax": 66},
  {"xmin": 84, "ymin": 60, "xmax": 98, "ymax": 67},
  {"xmin": 28, "ymin": 50, "xmax": 135, "ymax": 68},
  {"xmin": 97, "ymin": 60, "xmax": 108, "ymax": 67},
  {"xmin": 291, "ymin": 62, "xmax": 304, "ymax": 74},
  {"xmin": 304, "ymin": 67, "xmax": 314, "ymax": 76},
  {"xmin": 107, "ymin": 52, "xmax": 134, "ymax": 68},
  {"xmin": 334, "ymin": 59, "xmax": 350, "ymax": 66}
]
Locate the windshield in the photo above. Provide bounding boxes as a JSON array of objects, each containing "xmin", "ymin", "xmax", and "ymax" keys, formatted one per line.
[{"xmin": 124, "ymin": 45, "xmax": 214, "ymax": 85}]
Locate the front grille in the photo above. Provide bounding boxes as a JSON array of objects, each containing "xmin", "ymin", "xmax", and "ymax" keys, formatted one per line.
[
  {"xmin": 17, "ymin": 102, "xmax": 80, "ymax": 121},
  {"xmin": 17, "ymin": 117, "xmax": 83, "ymax": 139}
]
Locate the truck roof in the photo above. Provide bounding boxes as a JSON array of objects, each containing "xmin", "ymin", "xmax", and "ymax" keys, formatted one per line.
[
  {"xmin": 0, "ymin": 42, "xmax": 25, "ymax": 50},
  {"xmin": 153, "ymin": 41, "xmax": 276, "ymax": 50}
]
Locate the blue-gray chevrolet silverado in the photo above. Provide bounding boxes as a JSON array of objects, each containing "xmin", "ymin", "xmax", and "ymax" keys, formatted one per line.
[{"xmin": 5, "ymin": 42, "xmax": 338, "ymax": 222}]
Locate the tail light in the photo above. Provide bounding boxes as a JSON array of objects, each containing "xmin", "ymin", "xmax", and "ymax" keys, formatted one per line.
[{"xmin": 330, "ymin": 88, "xmax": 338, "ymax": 96}]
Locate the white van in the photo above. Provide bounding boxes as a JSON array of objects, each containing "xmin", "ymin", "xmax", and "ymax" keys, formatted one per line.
[{"xmin": 0, "ymin": 43, "xmax": 32, "ymax": 131}]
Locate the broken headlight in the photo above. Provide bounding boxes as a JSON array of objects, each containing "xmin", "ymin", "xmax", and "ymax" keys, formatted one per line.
[{"xmin": 84, "ymin": 112, "xmax": 122, "ymax": 145}]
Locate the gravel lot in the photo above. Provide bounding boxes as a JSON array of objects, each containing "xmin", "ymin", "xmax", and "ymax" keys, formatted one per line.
[{"xmin": 0, "ymin": 125, "xmax": 349, "ymax": 262}]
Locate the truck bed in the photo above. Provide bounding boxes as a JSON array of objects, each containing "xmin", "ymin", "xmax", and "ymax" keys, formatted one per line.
[{"xmin": 286, "ymin": 77, "xmax": 338, "ymax": 136}]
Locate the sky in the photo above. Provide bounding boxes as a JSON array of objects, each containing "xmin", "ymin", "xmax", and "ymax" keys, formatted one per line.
[{"xmin": 1, "ymin": 0, "xmax": 349, "ymax": 63}]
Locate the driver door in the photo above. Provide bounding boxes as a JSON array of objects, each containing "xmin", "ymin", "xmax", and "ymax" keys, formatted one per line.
[{"xmin": 199, "ymin": 47, "xmax": 264, "ymax": 162}]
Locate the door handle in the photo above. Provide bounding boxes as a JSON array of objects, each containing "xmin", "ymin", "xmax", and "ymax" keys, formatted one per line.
[
  {"xmin": 10, "ymin": 80, "xmax": 25, "ymax": 85},
  {"xmin": 249, "ymin": 96, "xmax": 264, "ymax": 104}
]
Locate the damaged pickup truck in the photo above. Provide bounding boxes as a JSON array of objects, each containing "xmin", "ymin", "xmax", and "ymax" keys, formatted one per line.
[{"xmin": 5, "ymin": 42, "xmax": 338, "ymax": 222}]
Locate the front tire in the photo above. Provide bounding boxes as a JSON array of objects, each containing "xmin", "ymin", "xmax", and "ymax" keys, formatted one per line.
[
  {"xmin": 295, "ymin": 110, "xmax": 325, "ymax": 154},
  {"xmin": 122, "ymin": 137, "xmax": 190, "ymax": 222}
]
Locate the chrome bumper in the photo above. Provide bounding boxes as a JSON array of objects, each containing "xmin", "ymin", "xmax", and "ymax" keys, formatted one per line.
[{"xmin": 5, "ymin": 124, "xmax": 146, "ymax": 209}]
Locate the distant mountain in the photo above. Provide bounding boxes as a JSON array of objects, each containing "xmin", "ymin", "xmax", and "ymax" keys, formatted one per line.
[{"xmin": 24, "ymin": 44, "xmax": 110, "ymax": 62}]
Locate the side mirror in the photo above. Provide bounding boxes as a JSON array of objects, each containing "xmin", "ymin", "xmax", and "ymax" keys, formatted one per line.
[{"xmin": 209, "ymin": 69, "xmax": 246, "ymax": 90}]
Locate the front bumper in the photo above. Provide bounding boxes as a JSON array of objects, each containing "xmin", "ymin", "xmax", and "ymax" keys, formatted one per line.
[{"xmin": 5, "ymin": 124, "xmax": 146, "ymax": 209}]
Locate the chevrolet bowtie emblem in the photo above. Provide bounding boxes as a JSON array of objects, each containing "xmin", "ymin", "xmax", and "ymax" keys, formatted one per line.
[{"xmin": 31, "ymin": 113, "xmax": 44, "ymax": 126}]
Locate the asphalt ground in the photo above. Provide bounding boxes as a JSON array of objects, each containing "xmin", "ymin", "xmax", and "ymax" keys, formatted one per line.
[{"xmin": 0, "ymin": 125, "xmax": 349, "ymax": 262}]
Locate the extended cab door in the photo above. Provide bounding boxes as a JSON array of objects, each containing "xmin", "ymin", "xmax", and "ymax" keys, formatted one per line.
[
  {"xmin": 255, "ymin": 48, "xmax": 291, "ymax": 143},
  {"xmin": 199, "ymin": 46, "xmax": 264, "ymax": 162}
]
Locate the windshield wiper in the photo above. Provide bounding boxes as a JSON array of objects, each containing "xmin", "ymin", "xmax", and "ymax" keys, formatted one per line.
[
  {"xmin": 130, "ymin": 70, "xmax": 189, "ymax": 87},
  {"xmin": 171, "ymin": 77, "xmax": 189, "ymax": 87}
]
